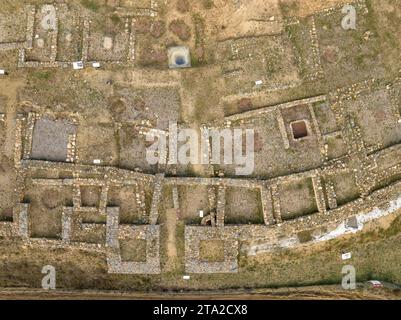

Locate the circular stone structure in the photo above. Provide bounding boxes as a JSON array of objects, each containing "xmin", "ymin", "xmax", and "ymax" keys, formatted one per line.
[
  {"xmin": 168, "ymin": 46, "xmax": 191, "ymax": 69},
  {"xmin": 103, "ymin": 36, "xmax": 114, "ymax": 50},
  {"xmin": 322, "ymin": 46, "xmax": 340, "ymax": 63}
]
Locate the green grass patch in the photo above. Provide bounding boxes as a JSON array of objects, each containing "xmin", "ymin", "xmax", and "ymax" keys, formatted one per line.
[
  {"xmin": 203, "ymin": 0, "xmax": 214, "ymax": 9},
  {"xmin": 30, "ymin": 71, "xmax": 52, "ymax": 81},
  {"xmin": 81, "ymin": 0, "xmax": 99, "ymax": 11}
]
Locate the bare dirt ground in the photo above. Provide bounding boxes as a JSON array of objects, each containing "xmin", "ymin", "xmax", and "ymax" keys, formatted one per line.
[
  {"xmin": 280, "ymin": 0, "xmax": 351, "ymax": 17},
  {"xmin": 0, "ymin": 76, "xmax": 25, "ymax": 217},
  {"xmin": 0, "ymin": 285, "xmax": 399, "ymax": 300}
]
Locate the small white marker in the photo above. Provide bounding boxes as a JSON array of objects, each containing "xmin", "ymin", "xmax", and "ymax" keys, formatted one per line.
[
  {"xmin": 93, "ymin": 159, "xmax": 101, "ymax": 164},
  {"xmin": 92, "ymin": 62, "xmax": 101, "ymax": 68},
  {"xmin": 72, "ymin": 61, "xmax": 84, "ymax": 70},
  {"xmin": 255, "ymin": 80, "xmax": 263, "ymax": 86},
  {"xmin": 342, "ymin": 252, "xmax": 352, "ymax": 260},
  {"xmin": 199, "ymin": 210, "xmax": 204, "ymax": 218},
  {"xmin": 183, "ymin": 275, "xmax": 190, "ymax": 280},
  {"xmin": 0, "ymin": 69, "xmax": 5, "ymax": 75}
]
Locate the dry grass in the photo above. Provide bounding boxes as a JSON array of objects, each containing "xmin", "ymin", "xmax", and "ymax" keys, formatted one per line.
[
  {"xmin": 120, "ymin": 239, "xmax": 147, "ymax": 262},
  {"xmin": 199, "ymin": 240, "xmax": 225, "ymax": 262}
]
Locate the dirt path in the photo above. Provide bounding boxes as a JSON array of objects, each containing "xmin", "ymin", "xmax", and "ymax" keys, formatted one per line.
[
  {"xmin": 0, "ymin": 77, "xmax": 25, "ymax": 157},
  {"xmin": 165, "ymin": 208, "xmax": 178, "ymax": 271}
]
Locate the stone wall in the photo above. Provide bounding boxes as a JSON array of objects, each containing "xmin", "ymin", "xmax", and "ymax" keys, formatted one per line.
[
  {"xmin": 106, "ymin": 208, "xmax": 161, "ymax": 274},
  {"xmin": 0, "ymin": 3, "xmax": 161, "ymax": 68},
  {"xmin": 185, "ymin": 226, "xmax": 238, "ymax": 273}
]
